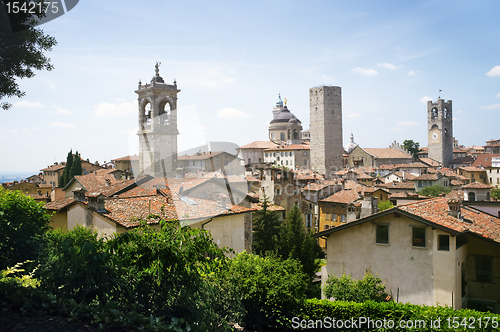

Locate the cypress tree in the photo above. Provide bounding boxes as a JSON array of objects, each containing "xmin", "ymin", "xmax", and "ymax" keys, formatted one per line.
[
  {"xmin": 278, "ymin": 204, "xmax": 321, "ymax": 278},
  {"xmin": 59, "ymin": 149, "xmax": 73, "ymax": 187},
  {"xmin": 70, "ymin": 151, "xmax": 83, "ymax": 178},
  {"xmin": 252, "ymin": 193, "xmax": 281, "ymax": 256}
]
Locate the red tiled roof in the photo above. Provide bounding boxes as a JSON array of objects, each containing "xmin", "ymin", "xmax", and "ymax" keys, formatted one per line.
[
  {"xmin": 293, "ymin": 169, "xmax": 324, "ymax": 181},
  {"xmin": 41, "ymin": 163, "xmax": 66, "ymax": 171},
  {"xmin": 377, "ymin": 182, "xmax": 415, "ymax": 189},
  {"xmin": 44, "ymin": 197, "xmax": 76, "ymax": 211},
  {"xmin": 264, "ymin": 144, "xmax": 310, "ymax": 151},
  {"xmin": 398, "ymin": 197, "xmax": 500, "ymax": 243},
  {"xmin": 472, "ymin": 153, "xmax": 500, "ymax": 168},
  {"xmin": 363, "ymin": 148, "xmax": 412, "ymax": 159},
  {"xmin": 251, "ymin": 202, "xmax": 285, "ymax": 211},
  {"xmin": 419, "ymin": 158, "xmax": 441, "ymax": 167},
  {"xmin": 72, "ymin": 174, "xmax": 119, "ymax": 193},
  {"xmin": 38, "ymin": 184, "xmax": 53, "ymax": 188},
  {"xmin": 459, "ymin": 166, "xmax": 486, "ymax": 173},
  {"xmin": 461, "ymin": 182, "xmax": 493, "ymax": 189},
  {"xmin": 238, "ymin": 141, "xmax": 278, "ymax": 149},
  {"xmin": 395, "ymin": 162, "xmax": 428, "ymax": 168},
  {"xmin": 111, "ymin": 155, "xmax": 139, "ymax": 162},
  {"xmin": 321, "ymin": 189, "xmax": 360, "ymax": 204},
  {"xmin": 178, "ymin": 151, "xmax": 230, "ymax": 160},
  {"xmin": 301, "ymin": 183, "xmax": 328, "ymax": 192}
]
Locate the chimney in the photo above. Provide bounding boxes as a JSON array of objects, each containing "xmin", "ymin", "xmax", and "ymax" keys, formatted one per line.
[
  {"xmin": 447, "ymin": 198, "xmax": 461, "ymax": 218},
  {"xmin": 217, "ymin": 194, "xmax": 227, "ymax": 209},
  {"xmin": 87, "ymin": 193, "xmax": 105, "ymax": 212}
]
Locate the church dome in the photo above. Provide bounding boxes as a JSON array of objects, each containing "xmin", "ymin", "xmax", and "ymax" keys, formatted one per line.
[
  {"xmin": 345, "ymin": 133, "xmax": 358, "ymax": 153},
  {"xmin": 270, "ymin": 106, "xmax": 301, "ymax": 124}
]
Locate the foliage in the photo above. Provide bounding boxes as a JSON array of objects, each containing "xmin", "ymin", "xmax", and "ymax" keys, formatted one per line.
[
  {"xmin": 378, "ymin": 199, "xmax": 394, "ymax": 211},
  {"xmin": 37, "ymin": 220, "xmax": 239, "ymax": 330},
  {"xmin": 292, "ymin": 298, "xmax": 500, "ymax": 331},
  {"xmin": 492, "ymin": 188, "xmax": 500, "ymax": 200},
  {"xmin": 403, "ymin": 139, "xmax": 421, "ymax": 158},
  {"xmin": 225, "ymin": 251, "xmax": 309, "ymax": 331},
  {"xmin": 323, "ymin": 272, "xmax": 389, "ymax": 303},
  {"xmin": 0, "ymin": 187, "xmax": 52, "ymax": 270},
  {"xmin": 0, "ymin": 1, "xmax": 57, "ymax": 110},
  {"xmin": 252, "ymin": 193, "xmax": 281, "ymax": 255},
  {"xmin": 418, "ymin": 185, "xmax": 451, "ymax": 197},
  {"xmin": 278, "ymin": 204, "xmax": 322, "ymax": 278},
  {"xmin": 0, "ymin": 260, "xmax": 39, "ymax": 288},
  {"xmin": 59, "ymin": 150, "xmax": 83, "ymax": 188}
]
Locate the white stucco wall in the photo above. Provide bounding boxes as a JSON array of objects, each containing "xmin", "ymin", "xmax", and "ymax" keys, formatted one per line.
[{"xmin": 324, "ymin": 214, "xmax": 457, "ymax": 306}]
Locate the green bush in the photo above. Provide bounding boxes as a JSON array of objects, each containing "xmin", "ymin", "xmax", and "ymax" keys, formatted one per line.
[
  {"xmin": 323, "ymin": 272, "xmax": 389, "ymax": 303},
  {"xmin": 291, "ymin": 298, "xmax": 500, "ymax": 331},
  {"xmin": 0, "ymin": 187, "xmax": 52, "ymax": 270},
  {"xmin": 37, "ymin": 220, "xmax": 239, "ymax": 331},
  {"xmin": 225, "ymin": 251, "xmax": 309, "ymax": 332},
  {"xmin": 492, "ymin": 188, "xmax": 500, "ymax": 200},
  {"xmin": 418, "ymin": 185, "xmax": 451, "ymax": 197},
  {"xmin": 378, "ymin": 200, "xmax": 394, "ymax": 211}
]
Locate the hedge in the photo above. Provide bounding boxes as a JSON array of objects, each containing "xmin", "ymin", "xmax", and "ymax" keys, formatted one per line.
[{"xmin": 289, "ymin": 298, "xmax": 500, "ymax": 331}]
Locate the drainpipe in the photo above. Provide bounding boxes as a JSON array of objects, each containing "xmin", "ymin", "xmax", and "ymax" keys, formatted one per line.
[{"xmin": 202, "ymin": 218, "xmax": 213, "ymax": 229}]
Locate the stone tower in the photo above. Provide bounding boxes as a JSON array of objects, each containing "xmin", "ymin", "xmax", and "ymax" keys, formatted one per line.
[
  {"xmin": 136, "ymin": 63, "xmax": 180, "ymax": 177},
  {"xmin": 309, "ymin": 86, "xmax": 343, "ymax": 179},
  {"xmin": 427, "ymin": 98, "xmax": 453, "ymax": 167}
]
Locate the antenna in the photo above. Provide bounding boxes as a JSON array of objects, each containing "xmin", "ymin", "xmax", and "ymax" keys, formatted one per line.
[{"xmin": 438, "ymin": 89, "xmax": 442, "ymax": 99}]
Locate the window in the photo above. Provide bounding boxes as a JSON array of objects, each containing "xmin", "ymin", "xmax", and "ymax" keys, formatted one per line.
[
  {"xmin": 275, "ymin": 188, "xmax": 281, "ymax": 196},
  {"xmin": 265, "ymin": 153, "xmax": 268, "ymax": 157},
  {"xmin": 248, "ymin": 158, "xmax": 251, "ymax": 164},
  {"xmin": 290, "ymin": 151, "xmax": 294, "ymax": 156},
  {"xmin": 306, "ymin": 214, "xmax": 312, "ymax": 227},
  {"xmin": 325, "ymin": 213, "xmax": 330, "ymax": 221},
  {"xmin": 469, "ymin": 192, "xmax": 476, "ymax": 201},
  {"xmin": 412, "ymin": 227, "xmax": 426, "ymax": 247},
  {"xmin": 304, "ymin": 160, "xmax": 307, "ymax": 165},
  {"xmin": 475, "ymin": 256, "xmax": 493, "ymax": 283},
  {"xmin": 376, "ymin": 225, "xmax": 389, "ymax": 244},
  {"xmin": 341, "ymin": 215, "xmax": 346, "ymax": 223},
  {"xmin": 438, "ymin": 235, "xmax": 450, "ymax": 251},
  {"xmin": 280, "ymin": 133, "xmax": 285, "ymax": 140},
  {"xmin": 285, "ymin": 152, "xmax": 288, "ymax": 157},
  {"xmin": 277, "ymin": 156, "xmax": 280, "ymax": 161},
  {"xmin": 332, "ymin": 214, "xmax": 337, "ymax": 222},
  {"xmin": 304, "ymin": 152, "xmax": 308, "ymax": 156},
  {"xmin": 418, "ymin": 181, "xmax": 422, "ymax": 187},
  {"xmin": 286, "ymin": 160, "xmax": 288, "ymax": 165}
]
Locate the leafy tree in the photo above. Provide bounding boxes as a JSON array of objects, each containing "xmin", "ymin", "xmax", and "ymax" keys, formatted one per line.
[
  {"xmin": 0, "ymin": 1, "xmax": 57, "ymax": 110},
  {"xmin": 252, "ymin": 193, "xmax": 280, "ymax": 255},
  {"xmin": 0, "ymin": 187, "xmax": 52, "ymax": 270},
  {"xmin": 225, "ymin": 252, "xmax": 309, "ymax": 332},
  {"xmin": 278, "ymin": 204, "xmax": 322, "ymax": 278},
  {"xmin": 378, "ymin": 200, "xmax": 394, "ymax": 211},
  {"xmin": 403, "ymin": 139, "xmax": 421, "ymax": 159},
  {"xmin": 418, "ymin": 185, "xmax": 451, "ymax": 197},
  {"xmin": 323, "ymin": 272, "xmax": 389, "ymax": 303},
  {"xmin": 492, "ymin": 188, "xmax": 500, "ymax": 200}
]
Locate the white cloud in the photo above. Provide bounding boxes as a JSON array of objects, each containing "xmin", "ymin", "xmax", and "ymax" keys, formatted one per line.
[
  {"xmin": 47, "ymin": 81, "xmax": 56, "ymax": 89},
  {"xmin": 398, "ymin": 121, "xmax": 418, "ymax": 126},
  {"xmin": 93, "ymin": 101, "xmax": 135, "ymax": 118},
  {"xmin": 496, "ymin": 92, "xmax": 500, "ymax": 98},
  {"xmin": 486, "ymin": 66, "xmax": 500, "ymax": 76},
  {"xmin": 13, "ymin": 100, "xmax": 44, "ymax": 108},
  {"xmin": 54, "ymin": 106, "xmax": 72, "ymax": 115},
  {"xmin": 49, "ymin": 122, "xmax": 77, "ymax": 129},
  {"xmin": 480, "ymin": 104, "xmax": 500, "ymax": 110},
  {"xmin": 217, "ymin": 107, "xmax": 249, "ymax": 118},
  {"xmin": 377, "ymin": 63, "xmax": 400, "ymax": 70},
  {"xmin": 321, "ymin": 74, "xmax": 335, "ymax": 82},
  {"xmin": 352, "ymin": 67, "xmax": 378, "ymax": 76},
  {"xmin": 346, "ymin": 111, "xmax": 361, "ymax": 118},
  {"xmin": 407, "ymin": 70, "xmax": 416, "ymax": 76},
  {"xmin": 420, "ymin": 96, "xmax": 432, "ymax": 103}
]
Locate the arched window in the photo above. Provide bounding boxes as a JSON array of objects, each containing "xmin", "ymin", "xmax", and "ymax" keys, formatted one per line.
[
  {"xmin": 486, "ymin": 192, "xmax": 491, "ymax": 201},
  {"xmin": 444, "ymin": 108, "xmax": 449, "ymax": 119},
  {"xmin": 468, "ymin": 192, "xmax": 476, "ymax": 202},
  {"xmin": 431, "ymin": 107, "xmax": 438, "ymax": 118},
  {"xmin": 293, "ymin": 129, "xmax": 298, "ymax": 140},
  {"xmin": 287, "ymin": 129, "xmax": 291, "ymax": 140},
  {"xmin": 158, "ymin": 100, "xmax": 171, "ymax": 125},
  {"xmin": 143, "ymin": 101, "xmax": 152, "ymax": 124}
]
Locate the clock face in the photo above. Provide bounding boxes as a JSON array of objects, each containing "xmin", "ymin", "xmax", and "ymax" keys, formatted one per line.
[{"xmin": 430, "ymin": 131, "xmax": 440, "ymax": 143}]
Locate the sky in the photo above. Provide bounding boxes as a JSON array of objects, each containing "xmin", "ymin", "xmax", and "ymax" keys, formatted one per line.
[{"xmin": 1, "ymin": 0, "xmax": 500, "ymax": 174}]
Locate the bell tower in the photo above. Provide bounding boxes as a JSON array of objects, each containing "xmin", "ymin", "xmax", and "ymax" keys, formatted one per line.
[
  {"xmin": 136, "ymin": 62, "xmax": 180, "ymax": 177},
  {"xmin": 427, "ymin": 98, "xmax": 453, "ymax": 167}
]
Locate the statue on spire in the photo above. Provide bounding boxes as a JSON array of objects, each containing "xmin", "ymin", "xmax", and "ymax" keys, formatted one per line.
[{"xmin": 155, "ymin": 61, "xmax": 161, "ymax": 76}]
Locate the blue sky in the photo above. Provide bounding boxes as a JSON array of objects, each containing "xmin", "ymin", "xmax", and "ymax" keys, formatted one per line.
[{"xmin": 1, "ymin": 0, "xmax": 500, "ymax": 173}]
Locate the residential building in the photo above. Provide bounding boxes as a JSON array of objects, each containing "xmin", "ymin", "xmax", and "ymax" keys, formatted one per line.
[
  {"xmin": 177, "ymin": 151, "xmax": 242, "ymax": 175},
  {"xmin": 315, "ymin": 197, "xmax": 500, "ymax": 312},
  {"xmin": 458, "ymin": 166, "xmax": 488, "ymax": 184},
  {"xmin": 485, "ymin": 139, "xmax": 500, "ymax": 154},
  {"xmin": 263, "ymin": 143, "xmax": 310, "ymax": 170},
  {"xmin": 348, "ymin": 146, "xmax": 413, "ymax": 168},
  {"xmin": 472, "ymin": 153, "xmax": 500, "ymax": 188}
]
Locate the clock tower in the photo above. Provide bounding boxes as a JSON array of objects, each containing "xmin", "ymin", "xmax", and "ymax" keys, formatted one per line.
[{"xmin": 427, "ymin": 98, "xmax": 453, "ymax": 167}]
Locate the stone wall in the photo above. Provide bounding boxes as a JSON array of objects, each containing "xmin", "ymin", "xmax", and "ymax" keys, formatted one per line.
[{"xmin": 310, "ymin": 86, "xmax": 343, "ymax": 179}]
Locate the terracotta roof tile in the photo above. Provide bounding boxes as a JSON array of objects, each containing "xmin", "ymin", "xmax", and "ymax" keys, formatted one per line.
[
  {"xmin": 461, "ymin": 182, "xmax": 493, "ymax": 189},
  {"xmin": 377, "ymin": 182, "xmax": 415, "ymax": 189},
  {"xmin": 395, "ymin": 162, "xmax": 428, "ymax": 168},
  {"xmin": 41, "ymin": 164, "xmax": 66, "ymax": 171},
  {"xmin": 321, "ymin": 189, "xmax": 361, "ymax": 204},
  {"xmin": 44, "ymin": 197, "xmax": 76, "ymax": 211},
  {"xmin": 264, "ymin": 144, "xmax": 310, "ymax": 151},
  {"xmin": 459, "ymin": 166, "xmax": 486, "ymax": 172},
  {"xmin": 111, "ymin": 155, "xmax": 139, "ymax": 162},
  {"xmin": 238, "ymin": 141, "xmax": 278, "ymax": 149},
  {"xmin": 472, "ymin": 153, "xmax": 500, "ymax": 168},
  {"xmin": 419, "ymin": 158, "xmax": 441, "ymax": 167},
  {"xmin": 363, "ymin": 148, "xmax": 412, "ymax": 159},
  {"xmin": 398, "ymin": 197, "xmax": 500, "ymax": 243}
]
